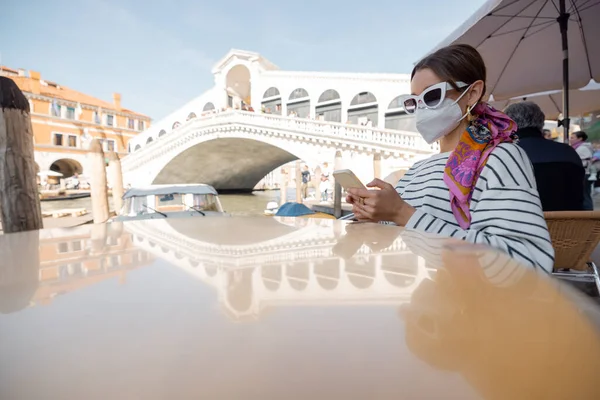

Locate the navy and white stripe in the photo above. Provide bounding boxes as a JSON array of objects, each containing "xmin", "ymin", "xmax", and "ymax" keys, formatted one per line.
[{"xmin": 397, "ymin": 143, "xmax": 555, "ymax": 272}]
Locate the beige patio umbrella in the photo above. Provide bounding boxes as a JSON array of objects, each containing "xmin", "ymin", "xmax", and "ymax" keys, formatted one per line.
[
  {"xmin": 424, "ymin": 0, "xmax": 600, "ymax": 142},
  {"xmin": 491, "ymin": 82, "xmax": 600, "ymax": 120}
]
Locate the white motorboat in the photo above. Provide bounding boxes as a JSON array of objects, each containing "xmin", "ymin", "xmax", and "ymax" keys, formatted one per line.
[{"xmin": 113, "ymin": 184, "xmax": 228, "ymax": 222}]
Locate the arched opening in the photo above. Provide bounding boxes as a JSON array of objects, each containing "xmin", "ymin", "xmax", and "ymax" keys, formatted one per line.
[
  {"xmin": 261, "ymin": 264, "xmax": 282, "ymax": 291},
  {"xmin": 152, "ymin": 138, "xmax": 299, "ymax": 191},
  {"xmin": 187, "ymin": 112, "xmax": 197, "ymax": 121},
  {"xmin": 146, "ymin": 137, "xmax": 153, "ymax": 144},
  {"xmin": 314, "ymin": 261, "xmax": 339, "ymax": 290},
  {"xmin": 226, "ymin": 65, "xmax": 251, "ymax": 110},
  {"xmin": 261, "ymin": 87, "xmax": 281, "ymax": 115},
  {"xmin": 348, "ymin": 92, "xmax": 378, "ymax": 127},
  {"xmin": 385, "ymin": 96, "xmax": 416, "ymax": 131},
  {"xmin": 345, "ymin": 260, "xmax": 375, "ymax": 289},
  {"xmin": 49, "ymin": 158, "xmax": 83, "ymax": 179},
  {"xmin": 134, "ymin": 144, "xmax": 141, "ymax": 151},
  {"xmin": 316, "ymin": 89, "xmax": 341, "ymax": 122},
  {"xmin": 172, "ymin": 121, "xmax": 181, "ymax": 130},
  {"xmin": 203, "ymin": 102, "xmax": 215, "ymax": 112},
  {"xmin": 205, "ymin": 264, "xmax": 217, "ymax": 277},
  {"xmin": 287, "ymin": 264, "xmax": 309, "ymax": 291},
  {"xmin": 287, "ymin": 88, "xmax": 310, "ymax": 118},
  {"xmin": 225, "ymin": 269, "xmax": 253, "ymax": 314},
  {"xmin": 158, "ymin": 129, "xmax": 167, "ymax": 137},
  {"xmin": 382, "ymin": 256, "xmax": 418, "ymax": 287}
]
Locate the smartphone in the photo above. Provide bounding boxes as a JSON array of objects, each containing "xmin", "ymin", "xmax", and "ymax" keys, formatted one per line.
[{"xmin": 333, "ymin": 169, "xmax": 366, "ymax": 190}]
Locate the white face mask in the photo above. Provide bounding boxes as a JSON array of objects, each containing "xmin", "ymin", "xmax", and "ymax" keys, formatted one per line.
[{"xmin": 415, "ymin": 86, "xmax": 473, "ymax": 145}]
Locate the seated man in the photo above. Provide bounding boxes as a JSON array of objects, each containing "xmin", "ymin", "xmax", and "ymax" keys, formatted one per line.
[{"xmin": 505, "ymin": 102, "xmax": 584, "ymax": 211}]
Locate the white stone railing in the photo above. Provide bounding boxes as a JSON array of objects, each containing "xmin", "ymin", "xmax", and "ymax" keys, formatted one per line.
[
  {"xmin": 122, "ymin": 110, "xmax": 438, "ymax": 172},
  {"xmin": 126, "ymin": 219, "xmax": 412, "ymax": 266}
]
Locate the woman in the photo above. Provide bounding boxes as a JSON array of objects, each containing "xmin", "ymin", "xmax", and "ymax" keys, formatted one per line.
[{"xmin": 347, "ymin": 44, "xmax": 554, "ymax": 272}]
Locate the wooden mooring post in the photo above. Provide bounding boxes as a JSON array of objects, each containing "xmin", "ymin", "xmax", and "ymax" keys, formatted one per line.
[
  {"xmin": 89, "ymin": 139, "xmax": 110, "ymax": 223},
  {"xmin": 107, "ymin": 151, "xmax": 124, "ymax": 214},
  {"xmin": 0, "ymin": 77, "xmax": 43, "ymax": 233}
]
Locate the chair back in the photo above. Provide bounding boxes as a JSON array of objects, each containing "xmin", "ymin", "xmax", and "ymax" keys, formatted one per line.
[{"xmin": 544, "ymin": 211, "xmax": 600, "ymax": 271}]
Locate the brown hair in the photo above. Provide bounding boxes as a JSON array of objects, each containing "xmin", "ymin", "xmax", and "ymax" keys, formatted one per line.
[{"xmin": 412, "ymin": 44, "xmax": 487, "ymax": 98}]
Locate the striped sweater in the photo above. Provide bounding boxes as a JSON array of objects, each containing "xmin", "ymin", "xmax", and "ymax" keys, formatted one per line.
[{"xmin": 397, "ymin": 142, "xmax": 555, "ymax": 272}]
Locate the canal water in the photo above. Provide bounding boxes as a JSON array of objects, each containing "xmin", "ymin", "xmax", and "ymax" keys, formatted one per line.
[{"xmin": 40, "ymin": 189, "xmax": 298, "ymax": 216}]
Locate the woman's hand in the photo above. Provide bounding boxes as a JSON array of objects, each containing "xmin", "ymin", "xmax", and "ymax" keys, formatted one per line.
[{"xmin": 346, "ymin": 179, "xmax": 416, "ymax": 226}]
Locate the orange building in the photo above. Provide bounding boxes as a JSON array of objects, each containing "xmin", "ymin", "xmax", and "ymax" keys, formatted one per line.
[{"xmin": 0, "ymin": 65, "xmax": 151, "ymax": 183}]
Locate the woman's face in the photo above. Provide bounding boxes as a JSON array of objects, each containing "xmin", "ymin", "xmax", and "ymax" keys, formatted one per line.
[{"xmin": 410, "ymin": 67, "xmax": 484, "ymax": 114}]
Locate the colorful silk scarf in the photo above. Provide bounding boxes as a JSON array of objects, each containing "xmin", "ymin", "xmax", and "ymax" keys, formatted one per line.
[{"xmin": 443, "ymin": 102, "xmax": 518, "ymax": 229}]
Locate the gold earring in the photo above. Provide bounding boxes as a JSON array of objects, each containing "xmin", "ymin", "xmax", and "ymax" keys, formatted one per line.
[{"xmin": 466, "ymin": 104, "xmax": 476, "ymax": 122}]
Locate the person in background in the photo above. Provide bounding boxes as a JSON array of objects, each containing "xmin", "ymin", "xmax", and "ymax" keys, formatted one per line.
[
  {"xmin": 320, "ymin": 174, "xmax": 330, "ymax": 202},
  {"xmin": 346, "ymin": 44, "xmax": 554, "ymax": 272},
  {"xmin": 542, "ymin": 129, "xmax": 552, "ymax": 140},
  {"xmin": 504, "ymin": 102, "xmax": 584, "ymax": 211},
  {"xmin": 570, "ymin": 131, "xmax": 595, "ymax": 210},
  {"xmin": 301, "ymin": 165, "xmax": 311, "ymax": 200}
]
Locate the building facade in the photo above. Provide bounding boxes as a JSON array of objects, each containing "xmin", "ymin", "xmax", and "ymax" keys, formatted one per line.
[{"xmin": 0, "ymin": 66, "xmax": 152, "ymax": 184}]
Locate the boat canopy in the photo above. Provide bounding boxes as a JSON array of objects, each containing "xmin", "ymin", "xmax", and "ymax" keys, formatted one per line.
[{"xmin": 123, "ymin": 184, "xmax": 218, "ymax": 199}]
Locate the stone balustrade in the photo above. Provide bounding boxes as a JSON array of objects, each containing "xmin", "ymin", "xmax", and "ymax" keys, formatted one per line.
[{"xmin": 122, "ymin": 110, "xmax": 438, "ymax": 172}]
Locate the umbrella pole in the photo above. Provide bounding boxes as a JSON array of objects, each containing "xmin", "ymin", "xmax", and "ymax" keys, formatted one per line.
[{"xmin": 559, "ymin": 0, "xmax": 570, "ymax": 143}]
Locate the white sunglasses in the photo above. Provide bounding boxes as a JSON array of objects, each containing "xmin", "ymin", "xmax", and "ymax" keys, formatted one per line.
[{"xmin": 403, "ymin": 81, "xmax": 469, "ymax": 114}]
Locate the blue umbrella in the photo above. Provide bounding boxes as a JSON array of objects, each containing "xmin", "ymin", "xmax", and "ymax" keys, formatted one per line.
[{"xmin": 275, "ymin": 202, "xmax": 315, "ymax": 217}]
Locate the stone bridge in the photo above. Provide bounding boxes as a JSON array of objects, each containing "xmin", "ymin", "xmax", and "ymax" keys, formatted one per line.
[{"xmin": 121, "ymin": 110, "xmax": 438, "ymax": 191}]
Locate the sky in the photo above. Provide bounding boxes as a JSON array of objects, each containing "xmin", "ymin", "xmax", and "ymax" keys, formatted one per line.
[{"xmin": 0, "ymin": 0, "xmax": 487, "ymax": 121}]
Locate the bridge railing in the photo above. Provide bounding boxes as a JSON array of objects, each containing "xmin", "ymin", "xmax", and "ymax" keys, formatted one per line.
[{"xmin": 122, "ymin": 110, "xmax": 438, "ymax": 171}]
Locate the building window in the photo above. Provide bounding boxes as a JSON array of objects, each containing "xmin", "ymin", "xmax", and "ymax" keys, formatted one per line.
[
  {"xmin": 53, "ymin": 133, "xmax": 63, "ymax": 146},
  {"xmin": 93, "ymin": 111, "xmax": 101, "ymax": 124},
  {"xmin": 58, "ymin": 242, "xmax": 69, "ymax": 253},
  {"xmin": 106, "ymin": 114, "xmax": 114, "ymax": 126},
  {"xmin": 138, "ymin": 120, "xmax": 145, "ymax": 131},
  {"xmin": 51, "ymin": 103, "xmax": 62, "ymax": 117},
  {"xmin": 66, "ymin": 107, "xmax": 76, "ymax": 119},
  {"xmin": 128, "ymin": 118, "xmax": 135, "ymax": 129},
  {"xmin": 105, "ymin": 139, "xmax": 116, "ymax": 152},
  {"xmin": 67, "ymin": 135, "xmax": 78, "ymax": 148}
]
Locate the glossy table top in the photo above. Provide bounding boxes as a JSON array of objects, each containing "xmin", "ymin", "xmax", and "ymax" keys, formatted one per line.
[{"xmin": 1, "ymin": 217, "xmax": 600, "ymax": 399}]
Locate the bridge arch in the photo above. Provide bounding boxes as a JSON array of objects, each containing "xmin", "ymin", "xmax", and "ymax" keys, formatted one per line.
[
  {"xmin": 261, "ymin": 87, "xmax": 281, "ymax": 114},
  {"xmin": 150, "ymin": 131, "xmax": 326, "ymax": 191},
  {"xmin": 226, "ymin": 65, "xmax": 251, "ymax": 108},
  {"xmin": 316, "ymin": 89, "xmax": 342, "ymax": 122},
  {"xmin": 348, "ymin": 91, "xmax": 378, "ymax": 126},
  {"xmin": 385, "ymin": 95, "xmax": 415, "ymax": 131},
  {"xmin": 287, "ymin": 88, "xmax": 310, "ymax": 118}
]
